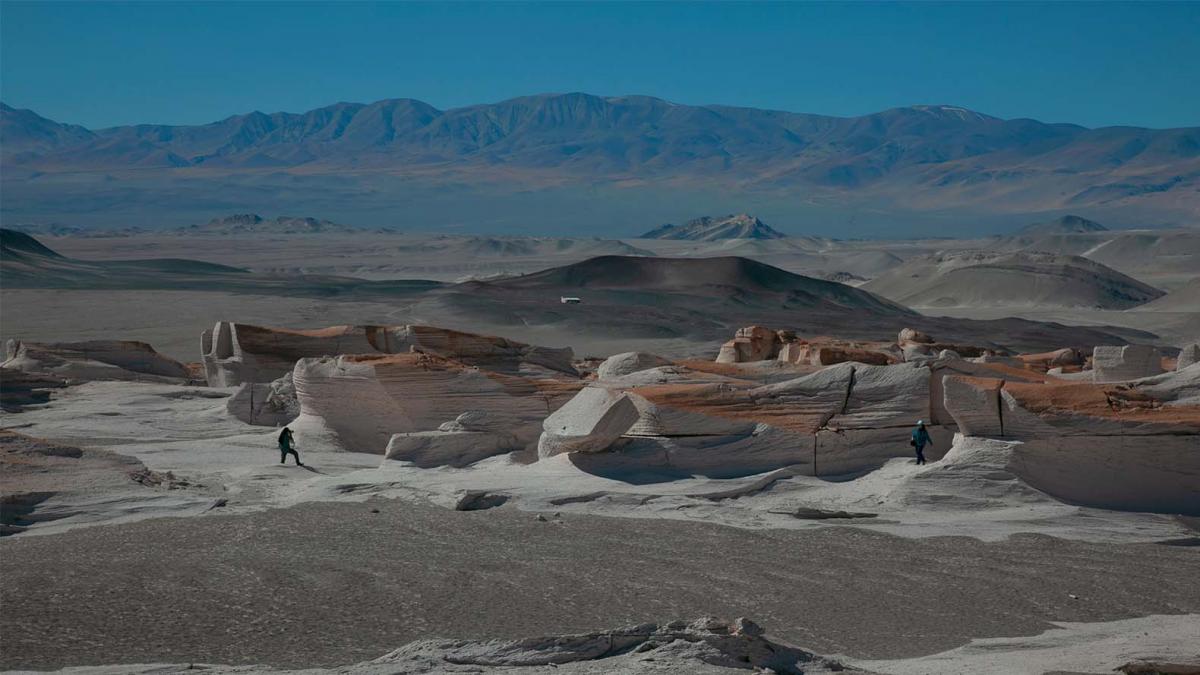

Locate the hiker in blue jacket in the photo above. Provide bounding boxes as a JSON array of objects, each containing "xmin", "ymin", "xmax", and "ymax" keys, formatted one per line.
[{"xmin": 911, "ymin": 420, "xmax": 932, "ymax": 465}]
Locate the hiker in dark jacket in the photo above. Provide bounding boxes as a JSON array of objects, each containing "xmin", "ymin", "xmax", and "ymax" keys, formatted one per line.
[
  {"xmin": 911, "ymin": 420, "xmax": 931, "ymax": 465},
  {"xmin": 278, "ymin": 427, "xmax": 303, "ymax": 466}
]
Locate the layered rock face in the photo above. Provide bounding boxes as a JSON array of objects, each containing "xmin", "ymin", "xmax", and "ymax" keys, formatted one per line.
[
  {"xmin": 292, "ymin": 352, "xmax": 581, "ymax": 456},
  {"xmin": 3, "ymin": 339, "xmax": 191, "ymax": 383},
  {"xmin": 202, "ymin": 322, "xmax": 576, "ymax": 387},
  {"xmin": 941, "ymin": 370, "xmax": 1200, "ymax": 514}
]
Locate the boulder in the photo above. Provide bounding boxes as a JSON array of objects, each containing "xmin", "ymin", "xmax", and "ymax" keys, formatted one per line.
[
  {"xmin": 384, "ymin": 428, "xmax": 520, "ymax": 468},
  {"xmin": 595, "ymin": 352, "xmax": 671, "ymax": 380},
  {"xmin": 537, "ymin": 386, "xmax": 639, "ymax": 458},
  {"xmin": 1093, "ymin": 345, "xmax": 1164, "ymax": 383},
  {"xmin": 898, "ymin": 328, "xmax": 935, "ymax": 344},
  {"xmin": 3, "ymin": 339, "xmax": 190, "ymax": 383}
]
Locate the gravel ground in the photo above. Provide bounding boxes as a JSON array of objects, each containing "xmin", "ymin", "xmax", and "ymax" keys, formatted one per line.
[{"xmin": 2, "ymin": 500, "xmax": 1198, "ymax": 671}]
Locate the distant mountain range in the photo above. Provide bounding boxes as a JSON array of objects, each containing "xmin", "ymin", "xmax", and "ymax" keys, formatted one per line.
[{"xmin": 3, "ymin": 94, "xmax": 1198, "ymax": 233}]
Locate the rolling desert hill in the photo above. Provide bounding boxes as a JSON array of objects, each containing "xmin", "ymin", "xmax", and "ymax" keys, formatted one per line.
[
  {"xmin": 0, "ymin": 227, "xmax": 251, "ymax": 287},
  {"xmin": 1134, "ymin": 277, "xmax": 1200, "ymax": 312},
  {"xmin": 862, "ymin": 250, "xmax": 1165, "ymax": 309},
  {"xmin": 0, "ymin": 229, "xmax": 1162, "ymax": 355},
  {"xmin": 419, "ymin": 255, "xmax": 1153, "ymax": 352},
  {"xmin": 486, "ymin": 254, "xmax": 908, "ymax": 314},
  {"xmin": 640, "ymin": 214, "xmax": 786, "ymax": 240},
  {"xmin": 0, "ymin": 228, "xmax": 442, "ymax": 297},
  {"xmin": 3, "ymin": 95, "xmax": 1197, "ymax": 232},
  {"xmin": 992, "ymin": 227, "xmax": 1200, "ymax": 289}
]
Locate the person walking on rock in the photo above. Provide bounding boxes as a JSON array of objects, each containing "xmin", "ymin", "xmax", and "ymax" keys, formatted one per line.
[
  {"xmin": 910, "ymin": 420, "xmax": 931, "ymax": 465},
  {"xmin": 278, "ymin": 427, "xmax": 303, "ymax": 466}
]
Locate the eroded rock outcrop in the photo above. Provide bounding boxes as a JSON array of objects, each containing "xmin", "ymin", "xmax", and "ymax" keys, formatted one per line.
[
  {"xmin": 369, "ymin": 616, "xmax": 868, "ymax": 674},
  {"xmin": 3, "ymin": 339, "xmax": 190, "ymax": 384},
  {"xmin": 293, "ymin": 352, "xmax": 581, "ymax": 456},
  {"xmin": 715, "ymin": 325, "xmax": 984, "ymax": 368},
  {"xmin": 542, "ymin": 360, "xmax": 954, "ymax": 477},
  {"xmin": 202, "ymin": 322, "xmax": 576, "ymax": 387},
  {"xmin": 942, "ymin": 373, "xmax": 1200, "ymax": 514},
  {"xmin": 716, "ymin": 326, "xmax": 899, "ymax": 367}
]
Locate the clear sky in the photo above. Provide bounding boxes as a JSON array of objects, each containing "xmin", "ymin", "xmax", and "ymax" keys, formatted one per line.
[{"xmin": 2, "ymin": 1, "xmax": 1197, "ymax": 130}]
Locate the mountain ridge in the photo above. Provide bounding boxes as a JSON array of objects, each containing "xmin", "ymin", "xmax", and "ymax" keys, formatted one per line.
[{"xmin": 4, "ymin": 93, "xmax": 1198, "ymax": 230}]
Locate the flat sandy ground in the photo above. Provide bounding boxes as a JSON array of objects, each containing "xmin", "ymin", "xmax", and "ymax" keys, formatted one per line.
[{"xmin": 3, "ymin": 500, "xmax": 1198, "ymax": 671}]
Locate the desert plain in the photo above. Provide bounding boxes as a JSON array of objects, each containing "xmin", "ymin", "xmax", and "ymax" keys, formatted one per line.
[{"xmin": 1, "ymin": 213, "xmax": 1199, "ymax": 675}]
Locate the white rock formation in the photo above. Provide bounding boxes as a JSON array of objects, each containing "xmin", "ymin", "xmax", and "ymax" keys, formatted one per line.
[
  {"xmin": 385, "ymin": 431, "xmax": 519, "ymax": 468},
  {"xmin": 595, "ymin": 352, "xmax": 671, "ymax": 380},
  {"xmin": 546, "ymin": 361, "xmax": 952, "ymax": 478},
  {"xmin": 537, "ymin": 386, "xmax": 640, "ymax": 458},
  {"xmin": 1177, "ymin": 342, "xmax": 1199, "ymax": 371},
  {"xmin": 226, "ymin": 372, "xmax": 299, "ymax": 426},
  {"xmin": 293, "ymin": 353, "xmax": 578, "ymax": 455},
  {"xmin": 1092, "ymin": 344, "xmax": 1163, "ymax": 383},
  {"xmin": 941, "ymin": 371, "xmax": 1200, "ymax": 514},
  {"xmin": 3, "ymin": 339, "xmax": 190, "ymax": 383}
]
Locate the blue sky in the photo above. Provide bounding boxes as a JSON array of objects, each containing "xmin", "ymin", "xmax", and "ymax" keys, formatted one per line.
[{"xmin": 2, "ymin": 1, "xmax": 1197, "ymax": 129}]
